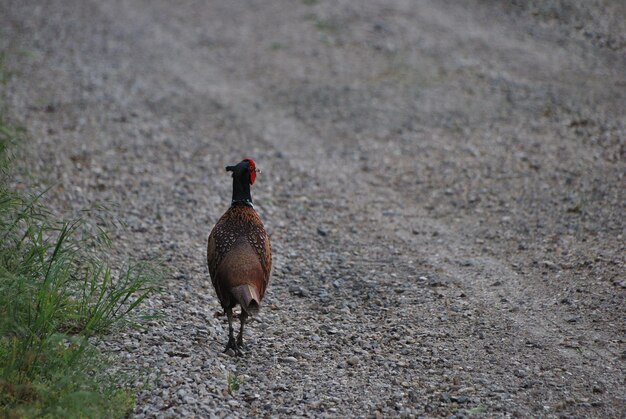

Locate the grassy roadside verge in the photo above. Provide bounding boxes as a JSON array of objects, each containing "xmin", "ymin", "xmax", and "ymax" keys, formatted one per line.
[{"xmin": 0, "ymin": 58, "xmax": 162, "ymax": 418}]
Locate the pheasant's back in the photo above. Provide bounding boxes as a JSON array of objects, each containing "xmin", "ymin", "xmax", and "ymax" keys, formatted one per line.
[{"xmin": 207, "ymin": 205, "xmax": 272, "ymax": 308}]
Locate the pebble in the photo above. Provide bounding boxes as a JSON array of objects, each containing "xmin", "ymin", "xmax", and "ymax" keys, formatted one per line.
[
  {"xmin": 450, "ymin": 395, "xmax": 470, "ymax": 404},
  {"xmin": 540, "ymin": 260, "xmax": 560, "ymax": 270}
]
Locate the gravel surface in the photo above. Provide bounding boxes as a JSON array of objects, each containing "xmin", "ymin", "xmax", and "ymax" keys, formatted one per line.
[{"xmin": 2, "ymin": 0, "xmax": 625, "ymax": 417}]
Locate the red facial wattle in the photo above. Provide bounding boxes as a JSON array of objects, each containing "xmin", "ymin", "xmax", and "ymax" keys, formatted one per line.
[{"xmin": 245, "ymin": 158, "xmax": 257, "ymax": 185}]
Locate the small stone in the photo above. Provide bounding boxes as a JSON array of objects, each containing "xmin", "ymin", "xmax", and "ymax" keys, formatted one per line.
[
  {"xmin": 323, "ymin": 327, "xmax": 338, "ymax": 335},
  {"xmin": 347, "ymin": 356, "xmax": 359, "ymax": 366},
  {"xmin": 541, "ymin": 260, "xmax": 559, "ymax": 270},
  {"xmin": 450, "ymin": 395, "xmax": 470, "ymax": 404},
  {"xmin": 288, "ymin": 285, "xmax": 307, "ymax": 297}
]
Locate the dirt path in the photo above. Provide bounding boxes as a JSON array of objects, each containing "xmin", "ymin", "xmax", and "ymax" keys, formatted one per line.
[{"xmin": 2, "ymin": 0, "xmax": 624, "ymax": 417}]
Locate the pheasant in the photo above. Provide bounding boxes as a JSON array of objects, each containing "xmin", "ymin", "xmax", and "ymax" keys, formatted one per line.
[{"xmin": 207, "ymin": 158, "xmax": 272, "ymax": 355}]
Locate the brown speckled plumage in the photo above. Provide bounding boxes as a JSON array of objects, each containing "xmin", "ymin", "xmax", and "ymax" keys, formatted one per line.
[
  {"xmin": 207, "ymin": 158, "xmax": 272, "ymax": 355},
  {"xmin": 207, "ymin": 204, "xmax": 272, "ymax": 308}
]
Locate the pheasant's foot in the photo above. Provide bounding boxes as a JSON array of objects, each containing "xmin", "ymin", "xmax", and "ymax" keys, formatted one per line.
[{"xmin": 224, "ymin": 337, "xmax": 243, "ymax": 356}]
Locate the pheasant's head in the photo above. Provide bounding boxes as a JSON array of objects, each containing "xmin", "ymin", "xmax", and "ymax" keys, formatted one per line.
[{"xmin": 226, "ymin": 158, "xmax": 258, "ymax": 185}]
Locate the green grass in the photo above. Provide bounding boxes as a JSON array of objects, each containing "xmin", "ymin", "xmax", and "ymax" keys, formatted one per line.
[
  {"xmin": 226, "ymin": 371, "xmax": 242, "ymax": 394},
  {"xmin": 466, "ymin": 404, "xmax": 487, "ymax": 415},
  {"xmin": 0, "ymin": 71, "xmax": 162, "ymax": 417}
]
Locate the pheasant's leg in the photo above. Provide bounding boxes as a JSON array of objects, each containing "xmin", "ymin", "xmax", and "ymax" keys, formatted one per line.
[
  {"xmin": 224, "ymin": 308, "xmax": 242, "ymax": 355},
  {"xmin": 237, "ymin": 310, "xmax": 248, "ymax": 347}
]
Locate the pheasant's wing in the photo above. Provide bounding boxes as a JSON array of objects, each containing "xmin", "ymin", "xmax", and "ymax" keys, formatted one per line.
[
  {"xmin": 208, "ymin": 208, "xmax": 247, "ymax": 281},
  {"xmin": 247, "ymin": 219, "xmax": 272, "ymax": 296},
  {"xmin": 208, "ymin": 216, "xmax": 239, "ymax": 308},
  {"xmin": 207, "ymin": 226, "xmax": 221, "ymax": 291},
  {"xmin": 261, "ymin": 229, "xmax": 272, "ymax": 282}
]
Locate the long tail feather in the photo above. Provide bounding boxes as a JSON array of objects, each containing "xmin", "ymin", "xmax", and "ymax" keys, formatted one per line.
[{"xmin": 231, "ymin": 284, "xmax": 260, "ymax": 316}]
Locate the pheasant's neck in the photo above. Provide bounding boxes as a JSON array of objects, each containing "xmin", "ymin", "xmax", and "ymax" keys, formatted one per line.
[{"xmin": 231, "ymin": 177, "xmax": 253, "ymax": 207}]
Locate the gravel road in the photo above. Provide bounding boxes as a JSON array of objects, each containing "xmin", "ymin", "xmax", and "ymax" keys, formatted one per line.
[{"xmin": 2, "ymin": 0, "xmax": 625, "ymax": 417}]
